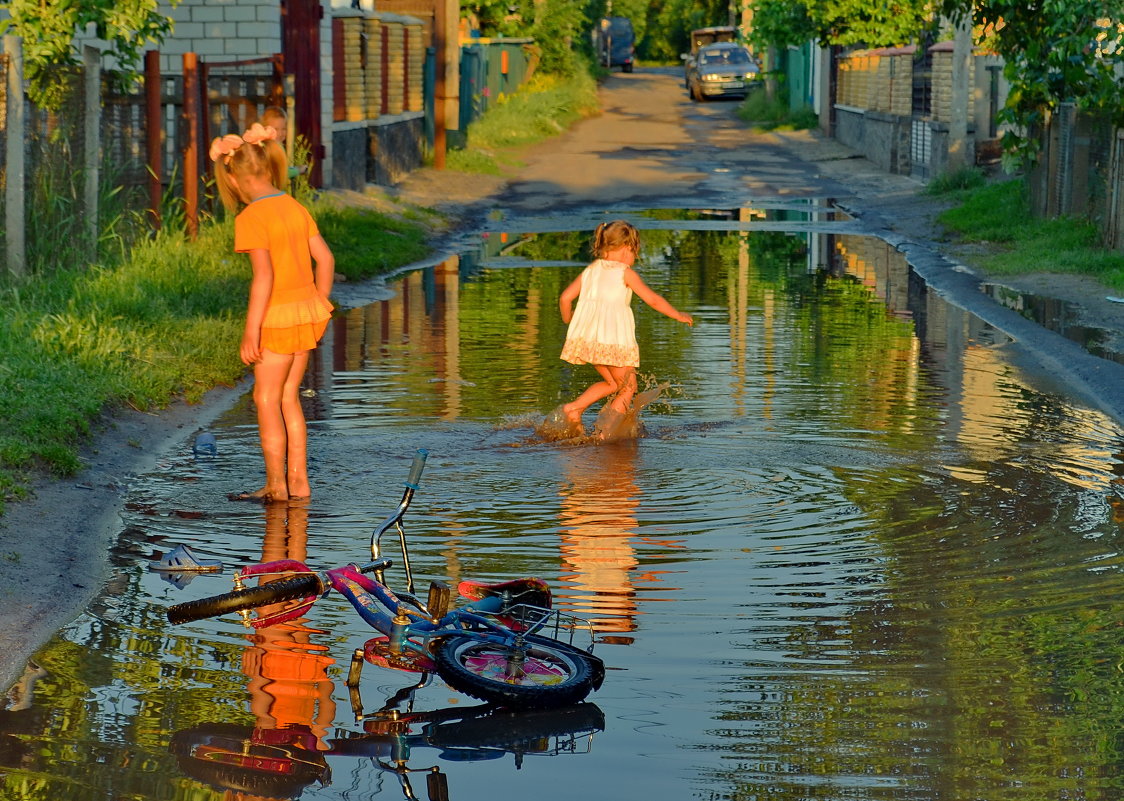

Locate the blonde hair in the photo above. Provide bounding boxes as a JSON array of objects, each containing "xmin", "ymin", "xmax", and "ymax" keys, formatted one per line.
[
  {"xmin": 212, "ymin": 129, "xmax": 289, "ymax": 211},
  {"xmin": 592, "ymin": 220, "xmax": 640, "ymax": 259},
  {"xmin": 260, "ymin": 105, "xmax": 286, "ymax": 125}
]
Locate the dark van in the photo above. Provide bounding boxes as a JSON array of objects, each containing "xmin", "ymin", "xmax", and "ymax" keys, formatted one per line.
[{"xmin": 594, "ymin": 16, "xmax": 635, "ymax": 72}]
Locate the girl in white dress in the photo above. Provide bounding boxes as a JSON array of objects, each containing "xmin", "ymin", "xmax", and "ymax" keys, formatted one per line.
[{"xmin": 559, "ymin": 221, "xmax": 693, "ymax": 430}]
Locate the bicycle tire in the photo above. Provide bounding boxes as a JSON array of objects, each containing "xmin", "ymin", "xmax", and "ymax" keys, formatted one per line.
[
  {"xmin": 433, "ymin": 634, "xmax": 596, "ymax": 708},
  {"xmin": 426, "ymin": 702, "xmax": 605, "ymax": 750},
  {"xmin": 167, "ymin": 574, "xmax": 322, "ymax": 624}
]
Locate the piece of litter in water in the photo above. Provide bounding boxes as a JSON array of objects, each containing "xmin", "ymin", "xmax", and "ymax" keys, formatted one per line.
[
  {"xmin": 1106, "ymin": 296, "xmax": 1124, "ymax": 303},
  {"xmin": 149, "ymin": 544, "xmax": 224, "ymax": 574}
]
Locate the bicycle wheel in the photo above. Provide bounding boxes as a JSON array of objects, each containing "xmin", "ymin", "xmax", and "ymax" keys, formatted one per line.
[
  {"xmin": 167, "ymin": 574, "xmax": 322, "ymax": 624},
  {"xmin": 426, "ymin": 702, "xmax": 605, "ymax": 750},
  {"xmin": 433, "ymin": 634, "xmax": 595, "ymax": 708}
]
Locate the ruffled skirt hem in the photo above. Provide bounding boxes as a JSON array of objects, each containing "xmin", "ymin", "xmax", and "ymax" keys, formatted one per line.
[
  {"xmin": 260, "ymin": 293, "xmax": 333, "ymax": 354},
  {"xmin": 560, "ymin": 338, "xmax": 639, "ymax": 368}
]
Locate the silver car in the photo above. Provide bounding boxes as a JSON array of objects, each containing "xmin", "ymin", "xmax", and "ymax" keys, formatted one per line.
[{"xmin": 686, "ymin": 43, "xmax": 760, "ymax": 101}]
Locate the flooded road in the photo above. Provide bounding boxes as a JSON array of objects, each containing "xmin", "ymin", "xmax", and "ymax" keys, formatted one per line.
[{"xmin": 5, "ymin": 211, "xmax": 1124, "ymax": 800}]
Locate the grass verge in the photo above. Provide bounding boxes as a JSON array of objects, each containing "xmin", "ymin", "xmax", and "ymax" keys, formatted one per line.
[
  {"xmin": 0, "ymin": 198, "xmax": 429, "ymax": 513},
  {"xmin": 737, "ymin": 88, "xmax": 818, "ymax": 131},
  {"xmin": 935, "ymin": 178, "xmax": 1124, "ymax": 288},
  {"xmin": 447, "ymin": 68, "xmax": 601, "ymax": 174}
]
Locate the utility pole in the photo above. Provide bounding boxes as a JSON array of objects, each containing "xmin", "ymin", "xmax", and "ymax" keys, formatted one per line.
[{"xmin": 948, "ymin": 16, "xmax": 972, "ymax": 171}]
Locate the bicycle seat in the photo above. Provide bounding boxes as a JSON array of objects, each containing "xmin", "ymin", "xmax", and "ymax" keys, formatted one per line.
[{"xmin": 457, "ymin": 577, "xmax": 552, "ymax": 610}]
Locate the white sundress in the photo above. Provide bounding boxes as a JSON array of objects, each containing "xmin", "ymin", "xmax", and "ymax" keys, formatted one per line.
[{"xmin": 560, "ymin": 259, "xmax": 640, "ymax": 368}]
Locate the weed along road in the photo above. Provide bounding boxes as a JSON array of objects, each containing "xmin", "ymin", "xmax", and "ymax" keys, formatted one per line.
[{"xmin": 10, "ymin": 65, "xmax": 1124, "ymax": 801}]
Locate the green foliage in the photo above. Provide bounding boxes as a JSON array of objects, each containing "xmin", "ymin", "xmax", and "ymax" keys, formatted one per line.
[
  {"xmin": 530, "ymin": 0, "xmax": 589, "ymax": 75},
  {"xmin": 316, "ymin": 203, "xmax": 430, "ymax": 281},
  {"xmin": 748, "ymin": 0, "xmax": 938, "ymax": 52},
  {"xmin": 745, "ymin": 0, "xmax": 820, "ymax": 51},
  {"xmin": 641, "ymin": 0, "xmax": 731, "ymax": 61},
  {"xmin": 923, "ymin": 166, "xmax": 987, "ymax": 195},
  {"xmin": 737, "ymin": 89, "xmax": 818, "ymax": 131},
  {"xmin": 939, "ymin": 0, "xmax": 1124, "ymax": 166},
  {"xmin": 0, "ymin": 0, "xmax": 180, "ymax": 109}
]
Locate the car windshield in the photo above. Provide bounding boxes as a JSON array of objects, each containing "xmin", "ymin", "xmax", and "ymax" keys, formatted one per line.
[{"xmin": 700, "ymin": 49, "xmax": 751, "ymax": 66}]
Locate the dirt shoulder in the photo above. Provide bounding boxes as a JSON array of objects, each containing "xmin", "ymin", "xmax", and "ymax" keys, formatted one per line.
[{"xmin": 5, "ymin": 68, "xmax": 1124, "ymax": 695}]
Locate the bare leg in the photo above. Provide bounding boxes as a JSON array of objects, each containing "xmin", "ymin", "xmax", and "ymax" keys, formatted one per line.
[
  {"xmin": 281, "ymin": 350, "xmax": 312, "ymax": 499},
  {"xmin": 607, "ymin": 366, "xmax": 637, "ymax": 413},
  {"xmin": 562, "ymin": 364, "xmax": 619, "ymax": 423},
  {"xmin": 250, "ymin": 349, "xmax": 299, "ymax": 502}
]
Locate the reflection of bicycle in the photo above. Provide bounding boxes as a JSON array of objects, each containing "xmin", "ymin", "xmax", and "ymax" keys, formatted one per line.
[
  {"xmin": 171, "ymin": 678, "xmax": 606, "ymax": 801},
  {"xmin": 168, "ymin": 450, "xmax": 604, "ymax": 708}
]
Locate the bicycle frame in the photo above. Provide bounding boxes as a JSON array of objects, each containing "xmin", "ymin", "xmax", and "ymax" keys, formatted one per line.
[{"xmin": 170, "ymin": 448, "xmax": 604, "ymax": 708}]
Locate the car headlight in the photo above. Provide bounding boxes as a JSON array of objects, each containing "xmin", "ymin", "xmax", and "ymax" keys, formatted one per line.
[
  {"xmin": 744, "ymin": 72, "xmax": 757, "ymax": 80},
  {"xmin": 703, "ymin": 73, "xmax": 721, "ymax": 81}
]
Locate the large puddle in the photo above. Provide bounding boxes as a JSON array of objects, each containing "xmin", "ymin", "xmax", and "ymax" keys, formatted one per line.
[{"xmin": 5, "ymin": 212, "xmax": 1124, "ymax": 800}]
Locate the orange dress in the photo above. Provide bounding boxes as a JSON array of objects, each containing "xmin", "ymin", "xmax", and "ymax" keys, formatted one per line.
[{"xmin": 235, "ymin": 193, "xmax": 334, "ymax": 354}]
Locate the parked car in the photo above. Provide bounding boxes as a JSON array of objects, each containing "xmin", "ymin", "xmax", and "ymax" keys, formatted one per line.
[
  {"xmin": 594, "ymin": 16, "xmax": 635, "ymax": 73},
  {"xmin": 681, "ymin": 25, "xmax": 738, "ymax": 76},
  {"xmin": 685, "ymin": 42, "xmax": 760, "ymax": 101}
]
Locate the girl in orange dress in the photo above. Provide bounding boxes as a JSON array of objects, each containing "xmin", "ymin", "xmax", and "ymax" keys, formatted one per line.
[
  {"xmin": 559, "ymin": 221, "xmax": 693, "ymax": 431},
  {"xmin": 211, "ymin": 124, "xmax": 335, "ymax": 502}
]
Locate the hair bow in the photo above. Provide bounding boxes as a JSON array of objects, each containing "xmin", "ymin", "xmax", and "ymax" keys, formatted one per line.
[
  {"xmin": 209, "ymin": 133, "xmax": 244, "ymax": 163},
  {"xmin": 242, "ymin": 123, "xmax": 278, "ymax": 145}
]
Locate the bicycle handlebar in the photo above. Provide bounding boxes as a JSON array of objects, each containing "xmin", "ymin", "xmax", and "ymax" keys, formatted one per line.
[{"xmin": 404, "ymin": 448, "xmax": 428, "ymax": 490}]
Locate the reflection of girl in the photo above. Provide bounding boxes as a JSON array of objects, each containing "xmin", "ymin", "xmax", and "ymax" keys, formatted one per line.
[
  {"xmin": 558, "ymin": 221, "xmax": 692, "ymax": 434},
  {"xmin": 241, "ymin": 501, "xmax": 336, "ymax": 750},
  {"xmin": 557, "ymin": 444, "xmax": 643, "ymax": 636}
]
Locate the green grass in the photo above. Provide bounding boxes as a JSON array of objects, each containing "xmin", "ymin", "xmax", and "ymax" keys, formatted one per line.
[
  {"xmin": 317, "ymin": 202, "xmax": 431, "ymax": 280},
  {"xmin": 0, "ymin": 197, "xmax": 430, "ymax": 513},
  {"xmin": 938, "ymin": 178, "xmax": 1124, "ymax": 287},
  {"xmin": 737, "ymin": 89, "xmax": 818, "ymax": 131},
  {"xmin": 447, "ymin": 70, "xmax": 600, "ymax": 174},
  {"xmin": 924, "ymin": 166, "xmax": 987, "ymax": 196}
]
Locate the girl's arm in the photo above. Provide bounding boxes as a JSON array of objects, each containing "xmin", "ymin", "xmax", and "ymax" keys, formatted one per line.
[
  {"xmin": 559, "ymin": 273, "xmax": 583, "ymax": 324},
  {"xmin": 624, "ymin": 268, "xmax": 694, "ymax": 326},
  {"xmin": 309, "ymin": 234, "xmax": 335, "ymax": 300},
  {"xmin": 242, "ymin": 248, "xmax": 274, "ymax": 365}
]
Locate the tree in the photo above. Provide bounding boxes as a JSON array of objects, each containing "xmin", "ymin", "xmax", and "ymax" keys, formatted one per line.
[
  {"xmin": 939, "ymin": 0, "xmax": 1124, "ymax": 165},
  {"xmin": 0, "ymin": 0, "xmax": 179, "ymax": 109},
  {"xmin": 747, "ymin": 0, "xmax": 938, "ymax": 53}
]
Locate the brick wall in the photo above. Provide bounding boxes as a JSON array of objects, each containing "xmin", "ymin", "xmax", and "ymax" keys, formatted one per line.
[
  {"xmin": 332, "ymin": 10, "xmax": 426, "ymax": 122},
  {"xmin": 835, "ymin": 46, "xmax": 913, "ymax": 116},
  {"xmin": 157, "ymin": 0, "xmax": 281, "ymax": 74}
]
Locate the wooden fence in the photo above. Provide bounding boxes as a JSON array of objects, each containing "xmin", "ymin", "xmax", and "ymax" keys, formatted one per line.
[{"xmin": 1028, "ymin": 105, "xmax": 1124, "ymax": 251}]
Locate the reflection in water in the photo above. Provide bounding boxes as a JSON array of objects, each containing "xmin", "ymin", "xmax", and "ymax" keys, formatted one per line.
[
  {"xmin": 8, "ymin": 221, "xmax": 1124, "ymax": 800},
  {"xmin": 243, "ymin": 502, "xmax": 336, "ymax": 752},
  {"xmin": 557, "ymin": 443, "xmax": 643, "ymax": 637},
  {"xmin": 172, "ymin": 688, "xmax": 605, "ymax": 801}
]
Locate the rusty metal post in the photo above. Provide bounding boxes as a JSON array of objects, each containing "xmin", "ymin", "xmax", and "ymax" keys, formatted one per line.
[
  {"xmin": 182, "ymin": 52, "xmax": 200, "ymax": 240},
  {"xmin": 144, "ymin": 50, "xmax": 163, "ymax": 230},
  {"xmin": 433, "ymin": 0, "xmax": 447, "ymax": 169}
]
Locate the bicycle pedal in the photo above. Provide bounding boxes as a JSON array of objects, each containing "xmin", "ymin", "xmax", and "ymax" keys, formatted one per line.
[{"xmin": 428, "ymin": 580, "xmax": 451, "ymax": 620}]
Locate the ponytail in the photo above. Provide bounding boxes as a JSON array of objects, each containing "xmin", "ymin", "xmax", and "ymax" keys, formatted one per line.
[
  {"xmin": 209, "ymin": 123, "xmax": 290, "ymax": 211},
  {"xmin": 591, "ymin": 220, "xmax": 640, "ymax": 258}
]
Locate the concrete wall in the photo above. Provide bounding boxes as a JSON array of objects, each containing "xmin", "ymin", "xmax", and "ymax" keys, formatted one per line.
[{"xmin": 834, "ymin": 107, "xmax": 911, "ymax": 174}]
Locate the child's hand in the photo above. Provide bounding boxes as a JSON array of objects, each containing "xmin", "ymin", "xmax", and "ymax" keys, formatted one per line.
[
  {"xmin": 679, "ymin": 312, "xmax": 694, "ymax": 327},
  {"xmin": 240, "ymin": 333, "xmax": 262, "ymax": 365}
]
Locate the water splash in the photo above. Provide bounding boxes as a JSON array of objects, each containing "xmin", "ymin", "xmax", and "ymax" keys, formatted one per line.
[{"xmin": 534, "ymin": 382, "xmax": 670, "ymax": 444}]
